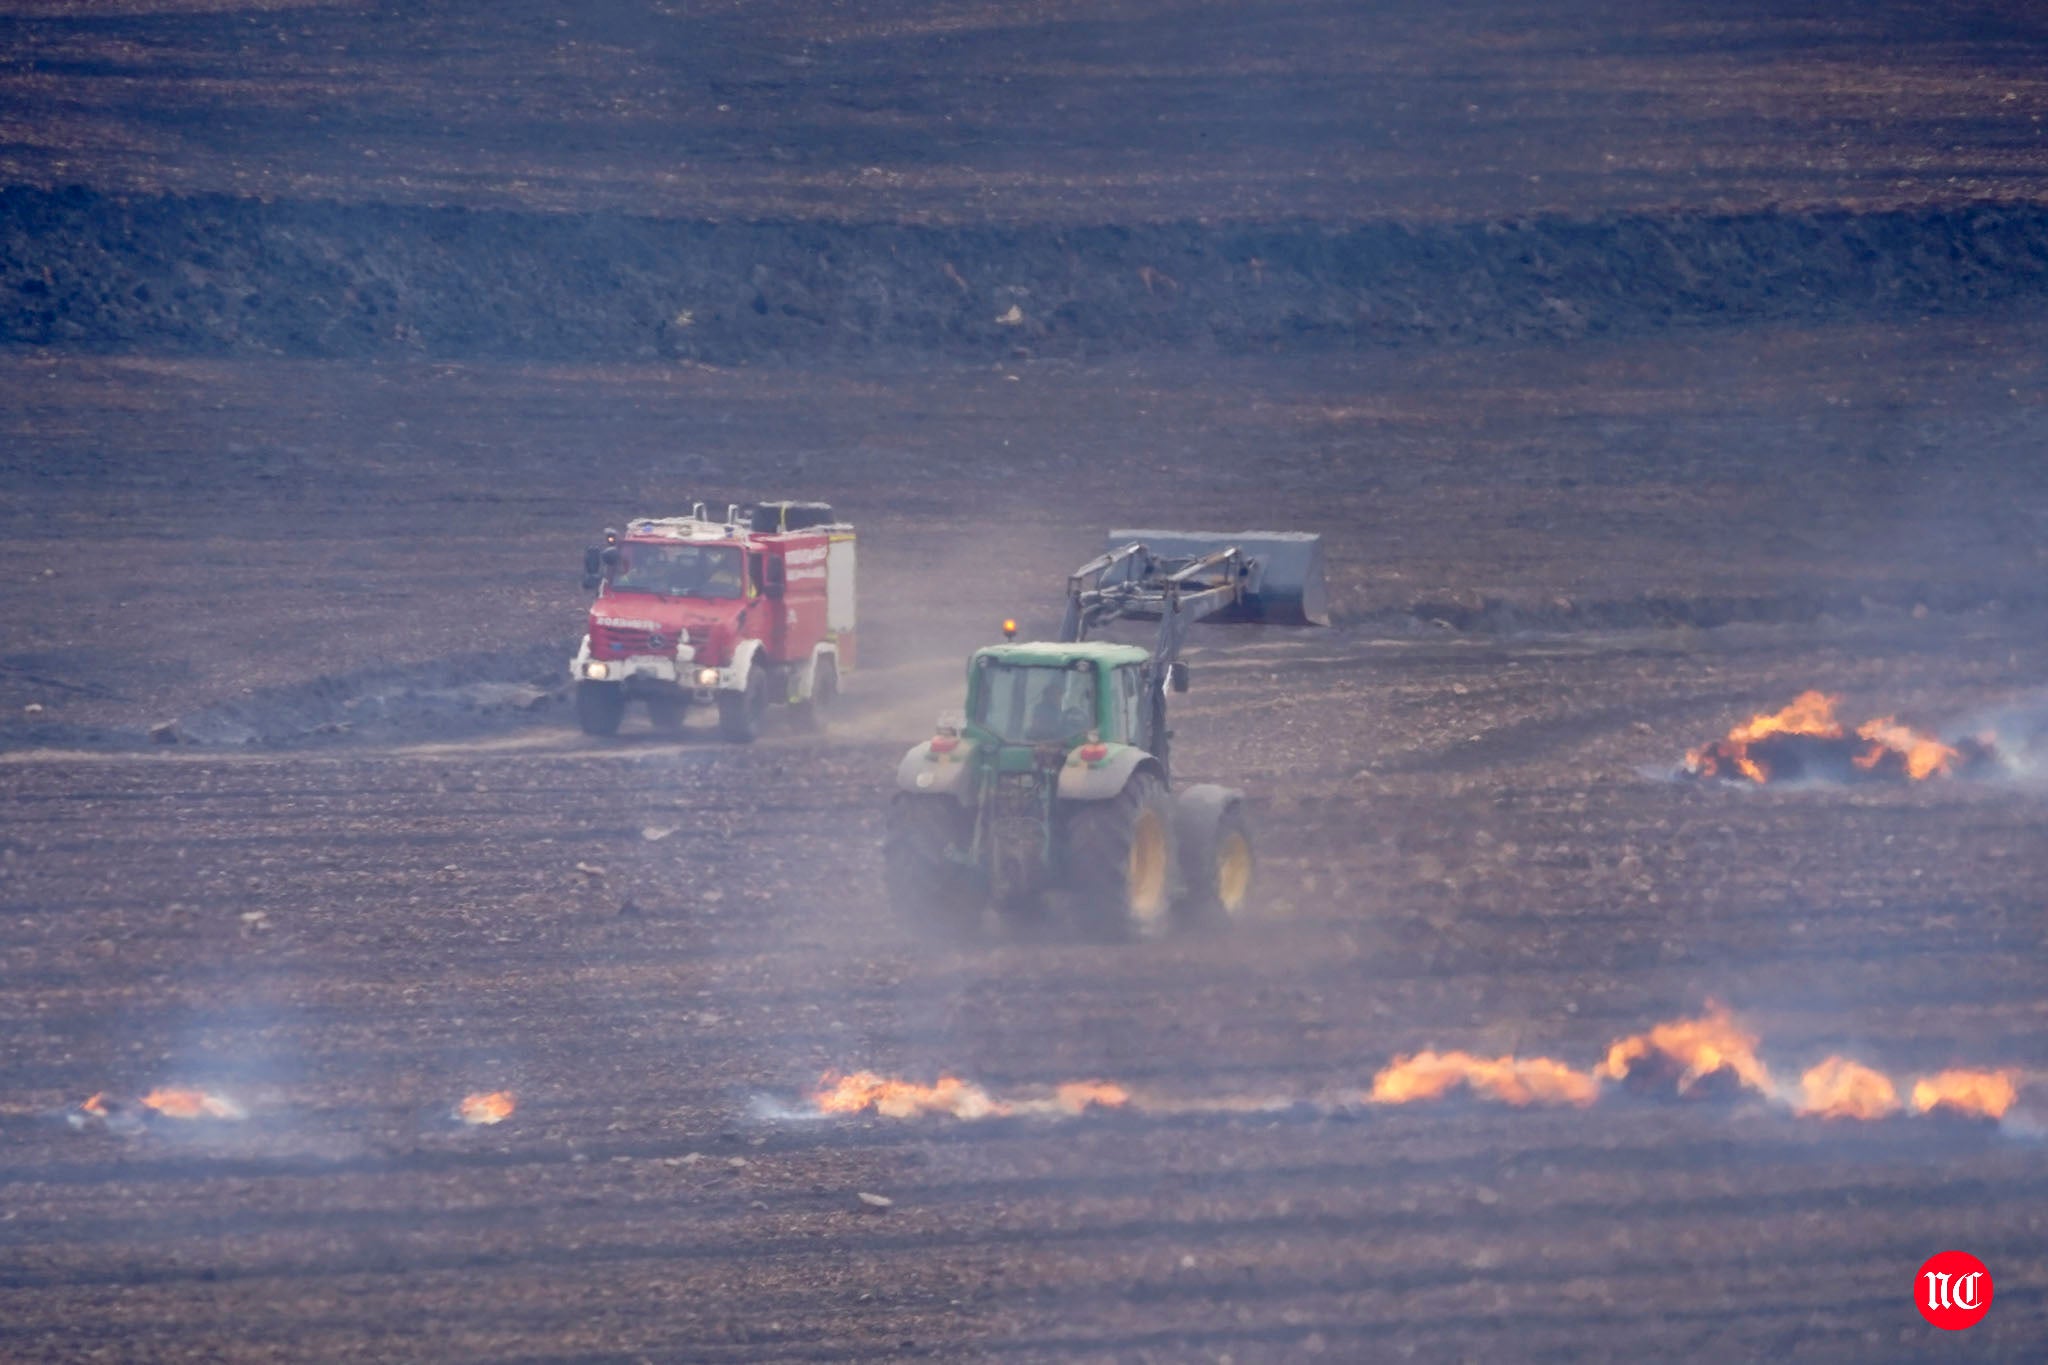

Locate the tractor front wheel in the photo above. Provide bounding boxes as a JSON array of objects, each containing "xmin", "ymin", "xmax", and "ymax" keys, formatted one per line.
[
  {"xmin": 1175, "ymin": 793, "xmax": 1255, "ymax": 925},
  {"xmin": 1066, "ymin": 772, "xmax": 1175, "ymax": 939},
  {"xmin": 575, "ymin": 681, "xmax": 625, "ymax": 737},
  {"xmin": 884, "ymin": 795, "xmax": 982, "ymax": 938}
]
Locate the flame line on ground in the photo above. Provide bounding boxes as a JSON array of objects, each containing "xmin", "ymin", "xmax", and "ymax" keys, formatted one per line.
[{"xmin": 788, "ymin": 1011, "xmax": 2029, "ymax": 1128}]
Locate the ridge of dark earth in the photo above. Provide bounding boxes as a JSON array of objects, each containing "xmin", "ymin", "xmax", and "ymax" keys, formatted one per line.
[{"xmin": 6, "ymin": 186, "xmax": 2048, "ymax": 362}]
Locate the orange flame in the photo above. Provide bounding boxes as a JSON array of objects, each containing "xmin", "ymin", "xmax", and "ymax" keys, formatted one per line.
[
  {"xmin": 812, "ymin": 1071, "xmax": 1004, "ymax": 1120},
  {"xmin": 799, "ymin": 1024, "xmax": 2024, "ymax": 1129},
  {"xmin": 1686, "ymin": 692, "xmax": 1981, "ymax": 783},
  {"xmin": 1596, "ymin": 1005, "xmax": 1773, "ymax": 1097},
  {"xmin": 1910, "ymin": 1069, "xmax": 2020, "ymax": 1120},
  {"xmin": 1049, "ymin": 1080, "xmax": 1133, "ymax": 1114},
  {"xmin": 1686, "ymin": 691, "xmax": 1841, "ymax": 782},
  {"xmin": 1369, "ymin": 1050, "xmax": 1602, "ymax": 1108},
  {"xmin": 1852, "ymin": 718, "xmax": 1958, "ymax": 780},
  {"xmin": 456, "ymin": 1091, "xmax": 516, "ymax": 1125},
  {"xmin": 809, "ymin": 1072, "xmax": 1130, "ymax": 1120},
  {"xmin": 140, "ymin": 1088, "xmax": 246, "ymax": 1121},
  {"xmin": 1795, "ymin": 1057, "xmax": 1901, "ymax": 1120}
]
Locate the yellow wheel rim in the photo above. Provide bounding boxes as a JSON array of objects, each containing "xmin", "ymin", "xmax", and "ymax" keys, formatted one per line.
[
  {"xmin": 1128, "ymin": 809, "xmax": 1169, "ymax": 923},
  {"xmin": 1216, "ymin": 831, "xmax": 1252, "ymax": 913}
]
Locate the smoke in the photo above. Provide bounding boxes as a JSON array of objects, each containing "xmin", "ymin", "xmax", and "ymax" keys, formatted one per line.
[{"xmin": 1951, "ymin": 688, "xmax": 2048, "ymax": 783}]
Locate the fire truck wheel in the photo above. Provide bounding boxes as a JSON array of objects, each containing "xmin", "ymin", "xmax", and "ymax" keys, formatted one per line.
[
  {"xmin": 1066, "ymin": 771, "xmax": 1175, "ymax": 940},
  {"xmin": 575, "ymin": 681, "xmax": 625, "ymax": 737},
  {"xmin": 644, "ymin": 693, "xmax": 687, "ymax": 735},
  {"xmin": 884, "ymin": 795, "xmax": 982, "ymax": 937},
  {"xmin": 795, "ymin": 656, "xmax": 837, "ymax": 733},
  {"xmin": 717, "ymin": 668, "xmax": 767, "ymax": 743}
]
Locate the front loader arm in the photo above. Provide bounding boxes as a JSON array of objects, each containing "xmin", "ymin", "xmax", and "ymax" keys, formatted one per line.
[
  {"xmin": 1060, "ymin": 541, "xmax": 1250, "ymax": 669},
  {"xmin": 1058, "ymin": 541, "xmax": 1152, "ymax": 643}
]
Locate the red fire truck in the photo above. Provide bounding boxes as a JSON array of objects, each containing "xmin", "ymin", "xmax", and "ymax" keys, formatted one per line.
[{"xmin": 571, "ymin": 501, "xmax": 855, "ymax": 741}]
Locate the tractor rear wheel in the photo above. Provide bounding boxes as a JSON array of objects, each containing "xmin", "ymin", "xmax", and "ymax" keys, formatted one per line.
[
  {"xmin": 717, "ymin": 668, "xmax": 767, "ymax": 743},
  {"xmin": 1066, "ymin": 771, "xmax": 1175, "ymax": 939},
  {"xmin": 884, "ymin": 795, "xmax": 981, "ymax": 938},
  {"xmin": 1176, "ymin": 799, "xmax": 1255, "ymax": 925},
  {"xmin": 575, "ymin": 681, "xmax": 625, "ymax": 736}
]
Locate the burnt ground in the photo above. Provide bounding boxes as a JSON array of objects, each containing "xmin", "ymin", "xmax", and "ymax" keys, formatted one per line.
[
  {"xmin": 3, "ymin": 0, "xmax": 2048, "ymax": 224},
  {"xmin": 4, "ymin": 1, "xmax": 2048, "ymax": 1361}
]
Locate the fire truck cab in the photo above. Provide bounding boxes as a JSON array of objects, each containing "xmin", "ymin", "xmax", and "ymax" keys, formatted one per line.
[{"xmin": 571, "ymin": 501, "xmax": 855, "ymax": 742}]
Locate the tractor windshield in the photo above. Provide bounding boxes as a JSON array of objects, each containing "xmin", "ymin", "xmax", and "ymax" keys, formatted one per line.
[
  {"xmin": 973, "ymin": 662, "xmax": 1096, "ymax": 743},
  {"xmin": 610, "ymin": 543, "xmax": 744, "ymax": 599}
]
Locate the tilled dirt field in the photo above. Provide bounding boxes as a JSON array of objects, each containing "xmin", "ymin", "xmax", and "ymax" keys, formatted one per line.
[
  {"xmin": 4, "ymin": 0, "xmax": 2047, "ymax": 223},
  {"xmin": 3, "ymin": 326, "xmax": 2047, "ymax": 1361},
  {"xmin": 6, "ymin": 0, "xmax": 2048, "ymax": 1360}
]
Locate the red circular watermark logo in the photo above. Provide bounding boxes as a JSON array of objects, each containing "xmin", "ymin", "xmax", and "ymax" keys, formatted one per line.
[{"xmin": 1916, "ymin": 1251, "xmax": 1993, "ymax": 1330}]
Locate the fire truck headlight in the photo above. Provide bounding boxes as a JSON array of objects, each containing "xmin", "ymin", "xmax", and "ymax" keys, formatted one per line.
[
  {"xmin": 585, "ymin": 662, "xmax": 610, "ymax": 680},
  {"xmin": 696, "ymin": 667, "xmax": 720, "ymax": 687}
]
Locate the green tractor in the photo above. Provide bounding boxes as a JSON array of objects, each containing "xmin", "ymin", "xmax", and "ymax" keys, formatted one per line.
[{"xmin": 886, "ymin": 530, "xmax": 1328, "ymax": 938}]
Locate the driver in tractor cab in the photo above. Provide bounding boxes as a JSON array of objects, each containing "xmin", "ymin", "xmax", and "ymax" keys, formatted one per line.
[{"xmin": 1027, "ymin": 671, "xmax": 1094, "ymax": 741}]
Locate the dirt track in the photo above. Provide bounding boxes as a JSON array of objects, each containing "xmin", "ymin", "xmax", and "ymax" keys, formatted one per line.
[{"xmin": 4, "ymin": 1, "xmax": 2048, "ymax": 1361}]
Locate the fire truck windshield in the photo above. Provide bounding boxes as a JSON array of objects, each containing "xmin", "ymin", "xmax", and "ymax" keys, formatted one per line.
[
  {"xmin": 974, "ymin": 663, "xmax": 1096, "ymax": 743},
  {"xmin": 610, "ymin": 543, "xmax": 744, "ymax": 599}
]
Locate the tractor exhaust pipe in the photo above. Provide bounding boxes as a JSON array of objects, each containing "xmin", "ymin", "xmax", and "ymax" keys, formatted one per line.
[{"xmin": 1104, "ymin": 529, "xmax": 1329, "ymax": 627}]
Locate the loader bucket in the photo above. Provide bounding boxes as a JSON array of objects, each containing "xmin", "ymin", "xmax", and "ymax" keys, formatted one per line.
[{"xmin": 1106, "ymin": 529, "xmax": 1329, "ymax": 627}]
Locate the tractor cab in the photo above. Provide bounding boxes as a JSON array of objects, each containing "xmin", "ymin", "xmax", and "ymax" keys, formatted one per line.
[{"xmin": 964, "ymin": 642, "xmax": 1155, "ymax": 748}]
